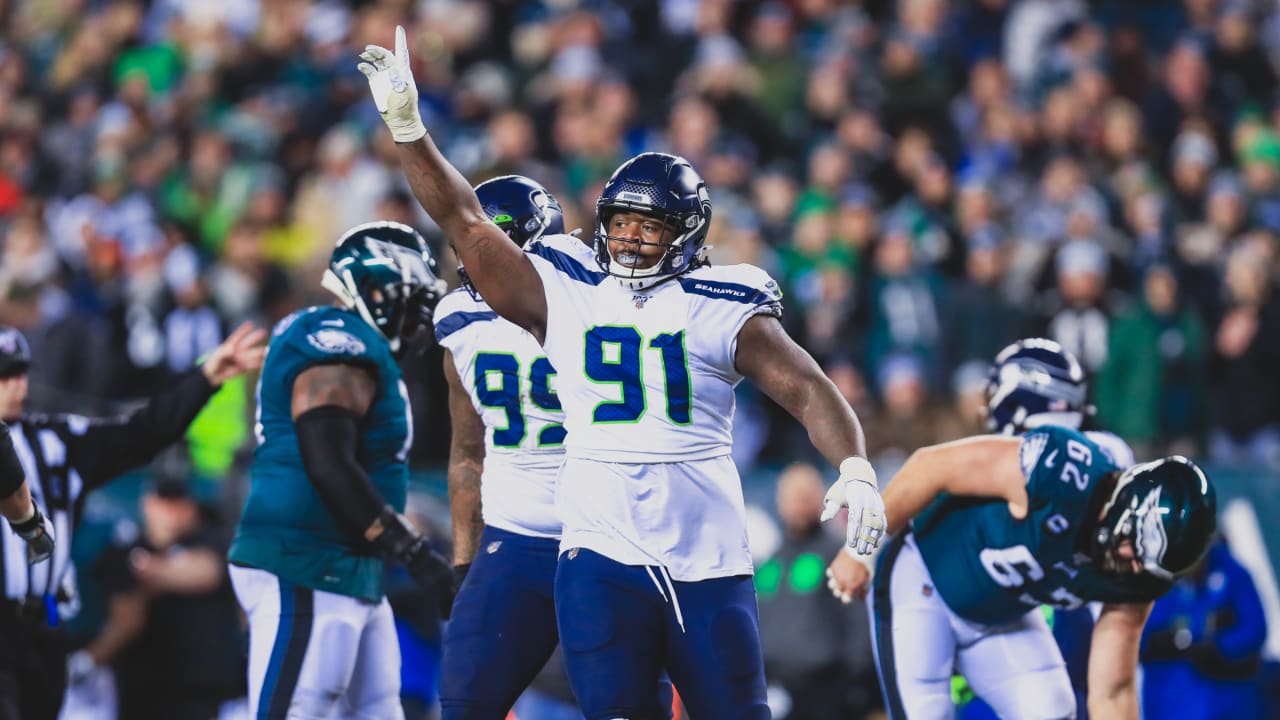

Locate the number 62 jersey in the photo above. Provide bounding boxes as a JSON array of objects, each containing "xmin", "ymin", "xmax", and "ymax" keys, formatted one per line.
[{"xmin": 911, "ymin": 426, "xmax": 1171, "ymax": 626}]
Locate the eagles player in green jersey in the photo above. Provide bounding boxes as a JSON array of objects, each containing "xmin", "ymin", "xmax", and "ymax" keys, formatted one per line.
[
  {"xmin": 827, "ymin": 427, "xmax": 1217, "ymax": 720},
  {"xmin": 228, "ymin": 221, "xmax": 450, "ymax": 719}
]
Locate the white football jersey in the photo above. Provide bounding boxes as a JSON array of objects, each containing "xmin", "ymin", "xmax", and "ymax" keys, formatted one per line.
[
  {"xmin": 525, "ymin": 233, "xmax": 783, "ymax": 580},
  {"xmin": 1083, "ymin": 429, "xmax": 1135, "ymax": 469},
  {"xmin": 435, "ymin": 288, "xmax": 568, "ymax": 538}
]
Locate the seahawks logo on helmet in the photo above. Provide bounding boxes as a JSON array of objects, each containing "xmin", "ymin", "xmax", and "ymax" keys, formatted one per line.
[
  {"xmin": 465, "ymin": 175, "xmax": 566, "ymax": 299},
  {"xmin": 306, "ymin": 329, "xmax": 367, "ymax": 356},
  {"xmin": 985, "ymin": 338, "xmax": 1089, "ymax": 435}
]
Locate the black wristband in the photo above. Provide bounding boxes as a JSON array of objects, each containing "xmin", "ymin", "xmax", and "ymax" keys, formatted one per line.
[
  {"xmin": 371, "ymin": 506, "xmax": 423, "ymax": 562},
  {"xmin": 11, "ymin": 505, "xmax": 41, "ymax": 536}
]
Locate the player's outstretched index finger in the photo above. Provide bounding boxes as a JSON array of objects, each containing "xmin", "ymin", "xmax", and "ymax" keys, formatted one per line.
[{"xmin": 395, "ymin": 25, "xmax": 408, "ymax": 65}]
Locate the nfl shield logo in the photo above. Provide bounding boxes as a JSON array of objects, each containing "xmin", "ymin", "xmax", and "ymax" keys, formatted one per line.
[{"xmin": 633, "ymin": 295, "xmax": 650, "ymax": 309}]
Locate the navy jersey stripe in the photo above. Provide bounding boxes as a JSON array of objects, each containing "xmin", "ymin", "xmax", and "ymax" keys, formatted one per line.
[
  {"xmin": 434, "ymin": 311, "xmax": 499, "ymax": 343},
  {"xmin": 872, "ymin": 533, "xmax": 910, "ymax": 720},
  {"xmin": 527, "ymin": 243, "xmax": 607, "ymax": 285}
]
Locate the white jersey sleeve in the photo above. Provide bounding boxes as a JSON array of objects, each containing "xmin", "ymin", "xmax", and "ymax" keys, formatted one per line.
[
  {"xmin": 1083, "ymin": 430, "xmax": 1136, "ymax": 469},
  {"xmin": 433, "ymin": 288, "xmax": 565, "ymax": 538},
  {"xmin": 675, "ymin": 263, "xmax": 784, "ymax": 382}
]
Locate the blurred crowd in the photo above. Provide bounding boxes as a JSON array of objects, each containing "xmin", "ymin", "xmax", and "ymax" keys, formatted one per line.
[
  {"xmin": 3, "ymin": 0, "xmax": 1280, "ymax": 718},
  {"xmin": 6, "ymin": 0, "xmax": 1280, "ymax": 475}
]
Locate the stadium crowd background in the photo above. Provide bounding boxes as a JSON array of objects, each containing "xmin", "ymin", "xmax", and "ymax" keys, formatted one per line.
[{"xmin": 2, "ymin": 0, "xmax": 1280, "ymax": 717}]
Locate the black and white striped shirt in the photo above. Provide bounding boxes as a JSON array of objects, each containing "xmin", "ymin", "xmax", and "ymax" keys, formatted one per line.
[
  {"xmin": 0, "ymin": 369, "xmax": 218, "ymax": 622},
  {"xmin": 3, "ymin": 417, "xmax": 88, "ymax": 617}
]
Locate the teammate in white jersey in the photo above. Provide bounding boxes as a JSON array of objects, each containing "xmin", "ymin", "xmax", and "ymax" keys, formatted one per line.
[
  {"xmin": 358, "ymin": 28, "xmax": 886, "ymax": 719},
  {"xmin": 435, "ymin": 175, "xmax": 671, "ymax": 719}
]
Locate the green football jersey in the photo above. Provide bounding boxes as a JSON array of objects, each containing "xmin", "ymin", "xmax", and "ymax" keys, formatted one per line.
[
  {"xmin": 910, "ymin": 426, "xmax": 1170, "ymax": 626},
  {"xmin": 229, "ymin": 306, "xmax": 412, "ymax": 603}
]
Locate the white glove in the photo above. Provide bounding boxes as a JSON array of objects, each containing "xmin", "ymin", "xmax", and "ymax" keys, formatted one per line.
[
  {"xmin": 357, "ymin": 25, "xmax": 427, "ymax": 143},
  {"xmin": 67, "ymin": 649, "xmax": 96, "ymax": 687},
  {"xmin": 820, "ymin": 456, "xmax": 886, "ymax": 555}
]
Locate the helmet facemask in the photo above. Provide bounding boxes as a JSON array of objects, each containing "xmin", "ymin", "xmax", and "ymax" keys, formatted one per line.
[
  {"xmin": 322, "ymin": 234, "xmax": 447, "ymax": 355},
  {"xmin": 1090, "ymin": 461, "xmax": 1176, "ymax": 579},
  {"xmin": 594, "ymin": 203, "xmax": 706, "ymax": 290},
  {"xmin": 592, "ymin": 153, "xmax": 712, "ymax": 290}
]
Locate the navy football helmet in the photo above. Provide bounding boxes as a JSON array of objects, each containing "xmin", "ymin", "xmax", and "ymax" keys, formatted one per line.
[
  {"xmin": 321, "ymin": 221, "xmax": 448, "ymax": 354},
  {"xmin": 985, "ymin": 338, "xmax": 1088, "ymax": 434},
  {"xmin": 464, "ymin": 175, "xmax": 565, "ymax": 298},
  {"xmin": 0, "ymin": 327, "xmax": 30, "ymax": 378},
  {"xmin": 594, "ymin": 152, "xmax": 711, "ymax": 289},
  {"xmin": 1090, "ymin": 456, "xmax": 1217, "ymax": 579}
]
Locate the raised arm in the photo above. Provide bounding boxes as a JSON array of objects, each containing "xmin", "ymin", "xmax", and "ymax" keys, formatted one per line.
[
  {"xmin": 442, "ymin": 350, "xmax": 485, "ymax": 569},
  {"xmin": 359, "ymin": 26, "xmax": 546, "ymax": 339},
  {"xmin": 1088, "ymin": 601, "xmax": 1153, "ymax": 720},
  {"xmin": 70, "ymin": 322, "xmax": 266, "ymax": 489}
]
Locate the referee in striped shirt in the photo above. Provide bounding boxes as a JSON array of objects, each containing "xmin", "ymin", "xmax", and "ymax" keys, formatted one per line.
[{"xmin": 0, "ymin": 323, "xmax": 265, "ymax": 720}]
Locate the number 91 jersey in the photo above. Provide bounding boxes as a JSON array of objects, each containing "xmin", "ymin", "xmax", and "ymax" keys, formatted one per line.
[
  {"xmin": 525, "ymin": 234, "xmax": 783, "ymax": 463},
  {"xmin": 912, "ymin": 426, "xmax": 1171, "ymax": 626},
  {"xmin": 434, "ymin": 287, "xmax": 567, "ymax": 538}
]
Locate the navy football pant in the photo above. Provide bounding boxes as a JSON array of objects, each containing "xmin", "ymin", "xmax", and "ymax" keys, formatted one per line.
[
  {"xmin": 556, "ymin": 548, "xmax": 770, "ymax": 720},
  {"xmin": 439, "ymin": 527, "xmax": 561, "ymax": 719}
]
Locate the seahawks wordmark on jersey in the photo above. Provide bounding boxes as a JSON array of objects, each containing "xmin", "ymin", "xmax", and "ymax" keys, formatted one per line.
[{"xmin": 524, "ymin": 233, "xmax": 782, "ymax": 581}]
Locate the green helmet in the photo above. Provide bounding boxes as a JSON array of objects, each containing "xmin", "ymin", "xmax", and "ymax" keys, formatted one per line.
[
  {"xmin": 320, "ymin": 221, "xmax": 448, "ymax": 354},
  {"xmin": 1090, "ymin": 456, "xmax": 1217, "ymax": 580}
]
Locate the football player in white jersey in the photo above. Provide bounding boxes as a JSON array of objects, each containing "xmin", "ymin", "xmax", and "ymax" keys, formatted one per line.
[
  {"xmin": 359, "ymin": 28, "xmax": 885, "ymax": 719},
  {"xmin": 435, "ymin": 175, "xmax": 671, "ymax": 718}
]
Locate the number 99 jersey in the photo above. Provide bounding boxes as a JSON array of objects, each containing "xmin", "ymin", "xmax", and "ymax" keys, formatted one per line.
[
  {"xmin": 911, "ymin": 426, "xmax": 1170, "ymax": 626},
  {"xmin": 434, "ymin": 286, "xmax": 569, "ymax": 538}
]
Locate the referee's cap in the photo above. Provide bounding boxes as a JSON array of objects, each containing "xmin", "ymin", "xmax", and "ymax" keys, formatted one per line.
[{"xmin": 0, "ymin": 327, "xmax": 30, "ymax": 379}]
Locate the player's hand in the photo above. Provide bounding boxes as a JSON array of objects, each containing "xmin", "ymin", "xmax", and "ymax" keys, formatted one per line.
[
  {"xmin": 820, "ymin": 456, "xmax": 886, "ymax": 555},
  {"xmin": 405, "ymin": 540, "xmax": 456, "ymax": 619},
  {"xmin": 358, "ymin": 25, "xmax": 427, "ymax": 143},
  {"xmin": 66, "ymin": 650, "xmax": 96, "ymax": 687},
  {"xmin": 12, "ymin": 504, "xmax": 54, "ymax": 565},
  {"xmin": 825, "ymin": 548, "xmax": 872, "ymax": 604},
  {"xmin": 201, "ymin": 321, "xmax": 267, "ymax": 386},
  {"xmin": 371, "ymin": 506, "xmax": 456, "ymax": 619}
]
